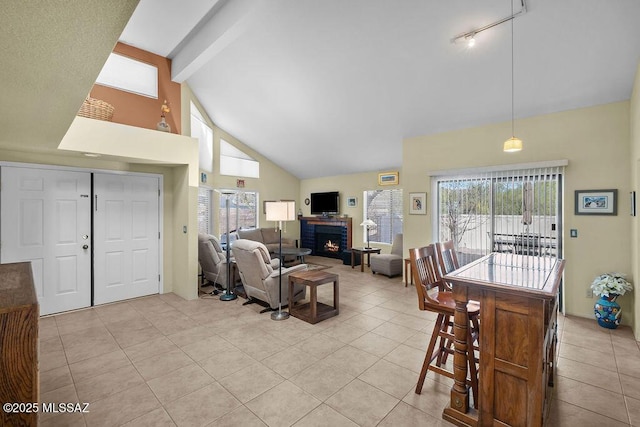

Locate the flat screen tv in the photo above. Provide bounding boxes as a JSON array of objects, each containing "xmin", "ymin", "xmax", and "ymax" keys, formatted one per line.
[{"xmin": 311, "ymin": 191, "xmax": 339, "ymax": 215}]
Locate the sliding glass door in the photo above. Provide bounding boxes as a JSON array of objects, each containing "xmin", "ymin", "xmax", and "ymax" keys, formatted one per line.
[{"xmin": 435, "ymin": 166, "xmax": 563, "ymax": 266}]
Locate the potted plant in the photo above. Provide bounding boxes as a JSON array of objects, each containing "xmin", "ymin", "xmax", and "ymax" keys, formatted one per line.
[{"xmin": 592, "ymin": 272, "xmax": 633, "ymax": 329}]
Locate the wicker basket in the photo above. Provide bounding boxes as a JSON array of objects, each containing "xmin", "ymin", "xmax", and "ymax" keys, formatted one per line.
[{"xmin": 77, "ymin": 97, "xmax": 114, "ymax": 121}]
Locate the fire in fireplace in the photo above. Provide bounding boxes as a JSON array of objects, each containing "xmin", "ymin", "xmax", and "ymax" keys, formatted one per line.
[
  {"xmin": 324, "ymin": 240, "xmax": 340, "ymax": 253},
  {"xmin": 314, "ymin": 225, "xmax": 343, "ymax": 258}
]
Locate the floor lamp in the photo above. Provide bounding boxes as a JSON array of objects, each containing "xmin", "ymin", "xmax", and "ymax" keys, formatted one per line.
[
  {"xmin": 360, "ymin": 219, "xmax": 376, "ymax": 249},
  {"xmin": 265, "ymin": 200, "xmax": 296, "ymax": 321},
  {"xmin": 220, "ymin": 191, "xmax": 237, "ymax": 301}
]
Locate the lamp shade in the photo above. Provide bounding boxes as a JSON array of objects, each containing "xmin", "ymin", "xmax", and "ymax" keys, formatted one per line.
[
  {"xmin": 360, "ymin": 219, "xmax": 376, "ymax": 227},
  {"xmin": 503, "ymin": 137, "xmax": 523, "ymax": 153},
  {"xmin": 266, "ymin": 201, "xmax": 296, "ymax": 222}
]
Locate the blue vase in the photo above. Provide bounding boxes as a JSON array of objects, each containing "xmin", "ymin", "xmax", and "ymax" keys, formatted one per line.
[{"xmin": 594, "ymin": 294, "xmax": 621, "ymax": 329}]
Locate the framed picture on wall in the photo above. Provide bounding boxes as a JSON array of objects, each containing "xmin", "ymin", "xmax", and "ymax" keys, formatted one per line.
[
  {"xmin": 378, "ymin": 171, "xmax": 399, "ymax": 186},
  {"xmin": 409, "ymin": 192, "xmax": 427, "ymax": 215},
  {"xmin": 347, "ymin": 197, "xmax": 357, "ymax": 207},
  {"xmin": 575, "ymin": 189, "xmax": 617, "ymax": 215}
]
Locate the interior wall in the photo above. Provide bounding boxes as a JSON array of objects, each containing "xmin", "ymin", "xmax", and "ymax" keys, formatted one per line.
[
  {"xmin": 89, "ymin": 42, "xmax": 182, "ymax": 134},
  {"xmin": 403, "ymin": 101, "xmax": 632, "ymax": 324},
  {"xmin": 630, "ymin": 63, "xmax": 640, "ymax": 338},
  {"xmin": 183, "ymin": 85, "xmax": 301, "ymax": 241},
  {"xmin": 300, "ymin": 171, "xmax": 403, "ymax": 255},
  {"xmin": 0, "ymin": 149, "xmax": 176, "ymax": 296}
]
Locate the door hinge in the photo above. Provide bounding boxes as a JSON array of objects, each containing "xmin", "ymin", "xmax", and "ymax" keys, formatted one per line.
[
  {"xmin": 158, "ymin": 274, "xmax": 161, "ymax": 282},
  {"xmin": 158, "ymin": 189, "xmax": 160, "ymax": 197},
  {"xmin": 158, "ymin": 231, "xmax": 161, "ymax": 239}
]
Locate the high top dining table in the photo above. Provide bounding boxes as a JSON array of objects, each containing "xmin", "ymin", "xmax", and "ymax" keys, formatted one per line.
[{"xmin": 442, "ymin": 253, "xmax": 565, "ymax": 427}]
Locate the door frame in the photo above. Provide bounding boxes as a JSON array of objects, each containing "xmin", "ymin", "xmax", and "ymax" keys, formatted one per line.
[{"xmin": 0, "ymin": 161, "xmax": 164, "ymax": 299}]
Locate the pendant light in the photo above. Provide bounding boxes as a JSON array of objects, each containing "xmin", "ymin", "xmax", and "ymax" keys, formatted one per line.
[{"xmin": 504, "ymin": 0, "xmax": 523, "ymax": 153}]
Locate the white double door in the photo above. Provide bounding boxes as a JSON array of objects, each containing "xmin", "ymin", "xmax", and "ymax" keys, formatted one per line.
[{"xmin": 0, "ymin": 166, "xmax": 160, "ymax": 315}]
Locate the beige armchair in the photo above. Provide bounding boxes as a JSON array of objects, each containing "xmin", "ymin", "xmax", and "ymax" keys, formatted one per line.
[
  {"xmin": 231, "ymin": 239, "xmax": 307, "ymax": 312},
  {"xmin": 370, "ymin": 233, "xmax": 403, "ymax": 277},
  {"xmin": 198, "ymin": 233, "xmax": 236, "ymax": 290}
]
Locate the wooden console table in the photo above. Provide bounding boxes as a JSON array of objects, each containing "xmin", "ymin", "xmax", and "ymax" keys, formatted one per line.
[{"xmin": 443, "ymin": 253, "xmax": 564, "ymax": 427}]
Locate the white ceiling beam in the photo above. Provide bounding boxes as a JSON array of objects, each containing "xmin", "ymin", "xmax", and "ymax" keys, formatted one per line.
[{"xmin": 171, "ymin": 0, "xmax": 263, "ymax": 83}]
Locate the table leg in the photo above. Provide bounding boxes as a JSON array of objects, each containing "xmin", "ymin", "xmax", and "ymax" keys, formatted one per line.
[
  {"xmin": 351, "ymin": 251, "xmax": 355, "ymax": 269},
  {"xmin": 288, "ymin": 277, "xmax": 294, "ymax": 315},
  {"xmin": 450, "ymin": 285, "xmax": 470, "ymax": 413},
  {"xmin": 310, "ymin": 284, "xmax": 317, "ymax": 321},
  {"xmin": 360, "ymin": 253, "xmax": 365, "ymax": 272},
  {"xmin": 334, "ymin": 277, "xmax": 339, "ymax": 314},
  {"xmin": 404, "ymin": 259, "xmax": 409, "ymax": 287}
]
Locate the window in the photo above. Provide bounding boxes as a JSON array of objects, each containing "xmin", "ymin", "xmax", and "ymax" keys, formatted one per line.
[
  {"xmin": 95, "ymin": 53, "xmax": 158, "ymax": 98},
  {"xmin": 434, "ymin": 165, "xmax": 563, "ymax": 266},
  {"xmin": 363, "ymin": 189, "xmax": 403, "ymax": 244},
  {"xmin": 220, "ymin": 139, "xmax": 259, "ymax": 178},
  {"xmin": 219, "ymin": 191, "xmax": 258, "ymax": 239},
  {"xmin": 191, "ymin": 102, "xmax": 213, "ymax": 173},
  {"xmin": 197, "ymin": 187, "xmax": 213, "ymax": 234}
]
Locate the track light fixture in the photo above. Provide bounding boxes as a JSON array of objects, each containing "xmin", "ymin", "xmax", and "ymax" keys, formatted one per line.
[{"xmin": 451, "ymin": 0, "xmax": 527, "ymax": 47}]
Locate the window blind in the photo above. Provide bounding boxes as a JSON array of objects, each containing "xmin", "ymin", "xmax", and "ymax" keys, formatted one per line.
[
  {"xmin": 198, "ymin": 187, "xmax": 212, "ymax": 235},
  {"xmin": 435, "ymin": 166, "xmax": 563, "ymax": 266},
  {"xmin": 364, "ymin": 189, "xmax": 403, "ymax": 244}
]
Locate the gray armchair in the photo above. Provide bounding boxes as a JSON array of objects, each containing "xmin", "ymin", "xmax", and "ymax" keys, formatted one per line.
[
  {"xmin": 198, "ymin": 233, "xmax": 235, "ymax": 289},
  {"xmin": 231, "ymin": 239, "xmax": 307, "ymax": 311},
  {"xmin": 370, "ymin": 233, "xmax": 403, "ymax": 277}
]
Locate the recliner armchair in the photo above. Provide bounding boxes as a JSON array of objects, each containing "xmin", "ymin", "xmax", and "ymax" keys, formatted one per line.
[
  {"xmin": 370, "ymin": 233, "xmax": 403, "ymax": 277},
  {"xmin": 198, "ymin": 233, "xmax": 236, "ymax": 289},
  {"xmin": 231, "ymin": 239, "xmax": 307, "ymax": 311}
]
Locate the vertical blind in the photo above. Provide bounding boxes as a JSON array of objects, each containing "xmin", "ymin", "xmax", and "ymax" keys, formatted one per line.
[
  {"xmin": 435, "ymin": 165, "xmax": 563, "ymax": 266},
  {"xmin": 364, "ymin": 189, "xmax": 403, "ymax": 244},
  {"xmin": 197, "ymin": 187, "xmax": 212, "ymax": 235}
]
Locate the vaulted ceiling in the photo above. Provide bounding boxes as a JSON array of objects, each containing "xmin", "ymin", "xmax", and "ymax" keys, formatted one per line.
[{"xmin": 3, "ymin": 1, "xmax": 640, "ymax": 179}]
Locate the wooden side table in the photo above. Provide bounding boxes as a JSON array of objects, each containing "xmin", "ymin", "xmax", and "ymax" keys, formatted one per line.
[
  {"xmin": 351, "ymin": 247, "xmax": 381, "ymax": 272},
  {"xmin": 288, "ymin": 270, "xmax": 339, "ymax": 324}
]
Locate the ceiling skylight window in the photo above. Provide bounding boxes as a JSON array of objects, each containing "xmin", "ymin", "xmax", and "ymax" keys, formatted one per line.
[{"xmin": 95, "ymin": 53, "xmax": 158, "ymax": 98}]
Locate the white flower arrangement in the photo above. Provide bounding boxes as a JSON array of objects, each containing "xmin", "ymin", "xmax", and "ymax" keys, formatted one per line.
[{"xmin": 591, "ymin": 273, "xmax": 633, "ymax": 297}]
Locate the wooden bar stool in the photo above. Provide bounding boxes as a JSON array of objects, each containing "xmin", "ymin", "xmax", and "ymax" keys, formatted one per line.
[
  {"xmin": 436, "ymin": 240, "xmax": 460, "ymax": 276},
  {"xmin": 410, "ymin": 244, "xmax": 480, "ymax": 408}
]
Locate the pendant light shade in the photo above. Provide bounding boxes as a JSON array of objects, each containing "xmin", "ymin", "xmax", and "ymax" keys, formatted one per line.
[
  {"xmin": 503, "ymin": 0, "xmax": 523, "ymax": 153},
  {"xmin": 503, "ymin": 137, "xmax": 523, "ymax": 153}
]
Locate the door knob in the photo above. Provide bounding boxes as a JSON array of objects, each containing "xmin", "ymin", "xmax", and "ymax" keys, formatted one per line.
[{"xmin": 82, "ymin": 245, "xmax": 89, "ymax": 250}]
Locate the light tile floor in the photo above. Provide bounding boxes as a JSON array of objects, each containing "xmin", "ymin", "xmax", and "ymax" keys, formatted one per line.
[{"xmin": 39, "ymin": 256, "xmax": 640, "ymax": 426}]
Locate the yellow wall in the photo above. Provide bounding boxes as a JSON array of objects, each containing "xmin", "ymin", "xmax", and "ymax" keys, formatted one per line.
[
  {"xmin": 300, "ymin": 171, "xmax": 403, "ymax": 254},
  {"xmin": 183, "ymin": 85, "xmax": 301, "ymax": 242},
  {"xmin": 630, "ymin": 63, "xmax": 640, "ymax": 337},
  {"xmin": 403, "ymin": 102, "xmax": 632, "ymax": 324}
]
